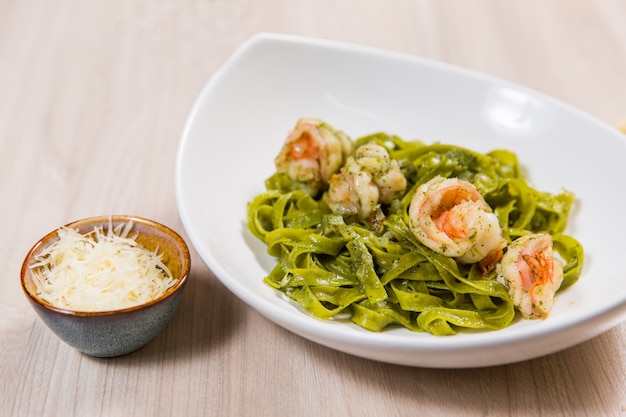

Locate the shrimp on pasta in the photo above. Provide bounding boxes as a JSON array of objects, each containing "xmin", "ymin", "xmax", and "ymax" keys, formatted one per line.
[
  {"xmin": 408, "ymin": 176, "xmax": 506, "ymax": 265},
  {"xmin": 496, "ymin": 233, "xmax": 564, "ymax": 319},
  {"xmin": 274, "ymin": 118, "xmax": 353, "ymax": 195},
  {"xmin": 325, "ymin": 142, "xmax": 407, "ymax": 220}
]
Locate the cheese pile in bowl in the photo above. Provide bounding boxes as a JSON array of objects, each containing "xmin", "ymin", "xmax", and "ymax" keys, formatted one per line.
[{"xmin": 30, "ymin": 220, "xmax": 178, "ymax": 312}]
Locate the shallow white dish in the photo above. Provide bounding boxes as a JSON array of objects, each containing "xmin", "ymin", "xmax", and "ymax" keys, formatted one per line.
[{"xmin": 175, "ymin": 33, "xmax": 626, "ymax": 368}]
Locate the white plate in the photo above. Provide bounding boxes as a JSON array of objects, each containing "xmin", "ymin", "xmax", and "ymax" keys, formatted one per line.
[{"xmin": 175, "ymin": 33, "xmax": 626, "ymax": 368}]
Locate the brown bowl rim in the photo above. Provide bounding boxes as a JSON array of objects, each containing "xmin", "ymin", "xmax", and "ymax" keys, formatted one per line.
[{"xmin": 20, "ymin": 215, "xmax": 191, "ymax": 317}]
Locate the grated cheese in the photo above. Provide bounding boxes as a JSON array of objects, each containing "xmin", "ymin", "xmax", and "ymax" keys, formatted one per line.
[{"xmin": 30, "ymin": 220, "xmax": 177, "ymax": 312}]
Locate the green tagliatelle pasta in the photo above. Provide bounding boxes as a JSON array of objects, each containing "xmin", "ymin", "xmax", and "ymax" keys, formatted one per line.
[{"xmin": 247, "ymin": 131, "xmax": 584, "ymax": 335}]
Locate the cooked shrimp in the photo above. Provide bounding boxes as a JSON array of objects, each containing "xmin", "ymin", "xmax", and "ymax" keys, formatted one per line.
[
  {"xmin": 352, "ymin": 143, "xmax": 407, "ymax": 204},
  {"xmin": 274, "ymin": 118, "xmax": 353, "ymax": 194},
  {"xmin": 326, "ymin": 161, "xmax": 379, "ymax": 219},
  {"xmin": 496, "ymin": 233, "xmax": 563, "ymax": 319},
  {"xmin": 325, "ymin": 142, "xmax": 407, "ymax": 220},
  {"xmin": 408, "ymin": 176, "xmax": 506, "ymax": 264}
]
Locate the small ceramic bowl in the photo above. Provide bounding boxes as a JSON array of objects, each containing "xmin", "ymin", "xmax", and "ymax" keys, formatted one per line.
[{"xmin": 20, "ymin": 215, "xmax": 191, "ymax": 357}]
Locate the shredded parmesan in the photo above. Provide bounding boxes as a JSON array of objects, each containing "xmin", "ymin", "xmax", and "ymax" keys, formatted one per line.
[{"xmin": 30, "ymin": 221, "xmax": 177, "ymax": 312}]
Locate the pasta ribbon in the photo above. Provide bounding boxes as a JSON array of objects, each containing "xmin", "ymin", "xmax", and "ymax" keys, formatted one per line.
[{"xmin": 247, "ymin": 132, "xmax": 584, "ymax": 335}]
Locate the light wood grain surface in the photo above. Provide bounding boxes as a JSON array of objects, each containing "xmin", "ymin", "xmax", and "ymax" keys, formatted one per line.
[{"xmin": 2, "ymin": 1, "xmax": 625, "ymax": 416}]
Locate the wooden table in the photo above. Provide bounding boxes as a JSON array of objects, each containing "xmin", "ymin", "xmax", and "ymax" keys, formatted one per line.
[{"xmin": 2, "ymin": 1, "xmax": 625, "ymax": 415}]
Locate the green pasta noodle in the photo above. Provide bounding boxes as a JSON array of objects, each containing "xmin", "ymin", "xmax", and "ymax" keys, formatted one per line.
[{"xmin": 247, "ymin": 128, "xmax": 584, "ymax": 335}]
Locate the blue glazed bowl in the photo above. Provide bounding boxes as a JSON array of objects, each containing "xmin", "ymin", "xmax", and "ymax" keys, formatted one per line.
[{"xmin": 20, "ymin": 215, "xmax": 191, "ymax": 357}]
